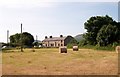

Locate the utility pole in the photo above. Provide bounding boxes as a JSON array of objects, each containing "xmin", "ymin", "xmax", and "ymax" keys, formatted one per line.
[
  {"xmin": 36, "ymin": 35, "xmax": 38, "ymax": 47},
  {"xmin": 21, "ymin": 23, "xmax": 23, "ymax": 52},
  {"xmin": 7, "ymin": 30, "xmax": 9, "ymax": 44},
  {"xmin": 7, "ymin": 30, "xmax": 9, "ymax": 48},
  {"xmin": 36, "ymin": 35, "xmax": 38, "ymax": 41}
]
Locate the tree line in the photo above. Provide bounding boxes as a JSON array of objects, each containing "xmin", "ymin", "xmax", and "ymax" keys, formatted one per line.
[{"xmin": 4, "ymin": 15, "xmax": 120, "ymax": 48}]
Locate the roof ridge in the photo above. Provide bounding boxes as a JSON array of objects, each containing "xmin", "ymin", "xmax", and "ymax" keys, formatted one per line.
[{"xmin": 43, "ymin": 36, "xmax": 67, "ymax": 41}]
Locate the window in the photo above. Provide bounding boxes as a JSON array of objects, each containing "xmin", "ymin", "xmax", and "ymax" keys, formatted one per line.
[
  {"xmin": 61, "ymin": 44, "xmax": 63, "ymax": 46},
  {"xmin": 51, "ymin": 44, "xmax": 54, "ymax": 47}
]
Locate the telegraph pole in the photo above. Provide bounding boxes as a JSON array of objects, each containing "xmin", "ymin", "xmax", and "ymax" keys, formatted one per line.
[
  {"xmin": 7, "ymin": 30, "xmax": 9, "ymax": 48},
  {"xmin": 21, "ymin": 23, "xmax": 23, "ymax": 52},
  {"xmin": 7, "ymin": 30, "xmax": 9, "ymax": 44},
  {"xmin": 36, "ymin": 35, "xmax": 38, "ymax": 41}
]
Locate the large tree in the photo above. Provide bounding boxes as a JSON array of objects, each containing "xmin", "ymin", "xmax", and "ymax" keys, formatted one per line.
[
  {"xmin": 10, "ymin": 32, "xmax": 34, "ymax": 47},
  {"xmin": 83, "ymin": 15, "xmax": 120, "ymax": 46},
  {"xmin": 96, "ymin": 24, "xmax": 119, "ymax": 46}
]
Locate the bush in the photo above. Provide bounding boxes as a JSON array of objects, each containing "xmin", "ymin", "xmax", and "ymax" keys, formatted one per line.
[
  {"xmin": 94, "ymin": 45, "xmax": 115, "ymax": 51},
  {"xmin": 112, "ymin": 42, "xmax": 120, "ymax": 47},
  {"xmin": 67, "ymin": 38, "xmax": 78, "ymax": 48},
  {"xmin": 79, "ymin": 44, "xmax": 94, "ymax": 49},
  {"xmin": 79, "ymin": 39, "xmax": 87, "ymax": 46},
  {"xmin": 79, "ymin": 44, "xmax": 115, "ymax": 51},
  {"xmin": 67, "ymin": 44, "xmax": 73, "ymax": 48}
]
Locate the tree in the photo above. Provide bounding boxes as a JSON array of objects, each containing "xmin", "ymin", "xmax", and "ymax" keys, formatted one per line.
[
  {"xmin": 83, "ymin": 15, "xmax": 117, "ymax": 46},
  {"xmin": 96, "ymin": 24, "xmax": 119, "ymax": 46},
  {"xmin": 67, "ymin": 38, "xmax": 78, "ymax": 48},
  {"xmin": 10, "ymin": 32, "xmax": 34, "ymax": 47},
  {"xmin": 79, "ymin": 39, "xmax": 87, "ymax": 46},
  {"xmin": 10, "ymin": 33, "xmax": 21, "ymax": 46},
  {"xmin": 33, "ymin": 41, "xmax": 42, "ymax": 47},
  {"xmin": 21, "ymin": 32, "xmax": 34, "ymax": 47}
]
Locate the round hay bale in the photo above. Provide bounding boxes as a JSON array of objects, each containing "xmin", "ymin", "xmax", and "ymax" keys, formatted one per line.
[
  {"xmin": 73, "ymin": 45, "xmax": 78, "ymax": 51},
  {"xmin": 116, "ymin": 46, "xmax": 120, "ymax": 53},
  {"xmin": 59, "ymin": 46, "xmax": 67, "ymax": 53}
]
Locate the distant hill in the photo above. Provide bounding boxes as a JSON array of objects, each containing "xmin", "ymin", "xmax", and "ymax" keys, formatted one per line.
[{"xmin": 74, "ymin": 34, "xmax": 84, "ymax": 42}]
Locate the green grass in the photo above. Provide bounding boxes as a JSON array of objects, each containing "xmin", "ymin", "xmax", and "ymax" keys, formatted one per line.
[{"xmin": 79, "ymin": 45, "xmax": 115, "ymax": 51}]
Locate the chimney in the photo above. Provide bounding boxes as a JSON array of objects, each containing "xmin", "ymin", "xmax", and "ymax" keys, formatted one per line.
[
  {"xmin": 45, "ymin": 36, "xmax": 47, "ymax": 39},
  {"xmin": 60, "ymin": 35, "xmax": 63, "ymax": 37},
  {"xmin": 50, "ymin": 36, "xmax": 52, "ymax": 38}
]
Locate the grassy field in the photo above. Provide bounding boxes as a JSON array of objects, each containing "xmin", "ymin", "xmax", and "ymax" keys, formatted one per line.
[{"xmin": 2, "ymin": 48, "xmax": 118, "ymax": 75}]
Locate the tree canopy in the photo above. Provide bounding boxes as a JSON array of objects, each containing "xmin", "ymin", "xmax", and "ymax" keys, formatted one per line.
[
  {"xmin": 83, "ymin": 15, "xmax": 120, "ymax": 46},
  {"xmin": 10, "ymin": 32, "xmax": 34, "ymax": 47}
]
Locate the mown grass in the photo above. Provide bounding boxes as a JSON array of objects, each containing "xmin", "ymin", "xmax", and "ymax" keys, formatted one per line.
[{"xmin": 2, "ymin": 48, "xmax": 118, "ymax": 75}]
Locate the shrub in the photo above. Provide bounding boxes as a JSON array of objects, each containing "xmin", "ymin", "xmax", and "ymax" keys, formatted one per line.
[{"xmin": 79, "ymin": 39, "xmax": 87, "ymax": 46}]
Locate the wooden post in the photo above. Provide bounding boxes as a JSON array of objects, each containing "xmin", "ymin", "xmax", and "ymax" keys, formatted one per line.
[{"xmin": 116, "ymin": 46, "xmax": 120, "ymax": 53}]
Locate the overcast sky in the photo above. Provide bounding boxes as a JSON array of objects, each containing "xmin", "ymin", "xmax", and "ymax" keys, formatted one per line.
[{"xmin": 0, "ymin": 0, "xmax": 119, "ymax": 43}]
